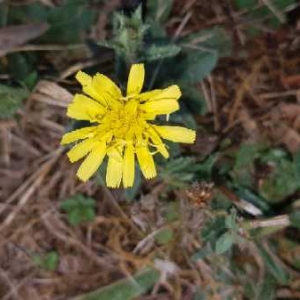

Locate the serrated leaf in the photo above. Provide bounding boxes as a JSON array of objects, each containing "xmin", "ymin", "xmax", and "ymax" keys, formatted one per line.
[
  {"xmin": 159, "ymin": 156, "xmax": 201, "ymax": 187},
  {"xmin": 144, "ymin": 44, "xmax": 180, "ymax": 61},
  {"xmin": 215, "ymin": 232, "xmax": 235, "ymax": 254},
  {"xmin": 197, "ymin": 153, "xmax": 219, "ymax": 181},
  {"xmin": 0, "ymin": 83, "xmax": 28, "ymax": 118}
]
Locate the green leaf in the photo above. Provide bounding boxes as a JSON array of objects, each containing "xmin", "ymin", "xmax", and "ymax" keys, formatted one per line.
[
  {"xmin": 181, "ymin": 85, "xmax": 207, "ymax": 115},
  {"xmin": 143, "ymin": 44, "xmax": 181, "ymax": 61},
  {"xmin": 70, "ymin": 268, "xmax": 159, "ymax": 300},
  {"xmin": 233, "ymin": 0, "xmax": 296, "ymax": 37},
  {"xmin": 60, "ymin": 194, "xmax": 96, "ymax": 226},
  {"xmin": 180, "ymin": 51, "xmax": 218, "ymax": 83},
  {"xmin": 33, "ymin": 251, "xmax": 59, "ymax": 271},
  {"xmin": 182, "ymin": 27, "xmax": 232, "ymax": 57},
  {"xmin": 244, "ymin": 273, "xmax": 276, "ymax": 300},
  {"xmin": 225, "ymin": 209, "xmax": 238, "ymax": 229},
  {"xmin": 7, "ymin": 53, "xmax": 34, "ymax": 80},
  {"xmin": 0, "ymin": 83, "xmax": 28, "ymax": 118},
  {"xmin": 155, "ymin": 228, "xmax": 174, "ymax": 245},
  {"xmin": 8, "ymin": 1, "xmax": 97, "ymax": 43},
  {"xmin": 215, "ymin": 232, "xmax": 235, "ymax": 254},
  {"xmin": 23, "ymin": 71, "xmax": 38, "ymax": 90},
  {"xmin": 162, "ymin": 202, "xmax": 180, "ymax": 222},
  {"xmin": 259, "ymin": 157, "xmax": 299, "ymax": 203},
  {"xmin": 294, "ymin": 149, "xmax": 300, "ymax": 180},
  {"xmin": 113, "ymin": 6, "xmax": 148, "ymax": 61},
  {"xmin": 234, "ymin": 0, "xmax": 256, "ymax": 9},
  {"xmin": 202, "ymin": 216, "xmax": 227, "ymax": 243},
  {"xmin": 232, "ymin": 142, "xmax": 267, "ymax": 188},
  {"xmin": 289, "ymin": 211, "xmax": 300, "ymax": 229},
  {"xmin": 159, "ymin": 157, "xmax": 199, "ymax": 188},
  {"xmin": 197, "ymin": 153, "xmax": 219, "ymax": 181},
  {"xmin": 258, "ymin": 244, "xmax": 290, "ymax": 285},
  {"xmin": 235, "ymin": 186, "xmax": 272, "ymax": 214}
]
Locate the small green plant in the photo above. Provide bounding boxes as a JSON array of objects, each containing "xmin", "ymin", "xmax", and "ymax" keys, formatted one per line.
[
  {"xmin": 32, "ymin": 251, "xmax": 59, "ymax": 271},
  {"xmin": 0, "ymin": 83, "xmax": 28, "ymax": 118},
  {"xmin": 60, "ymin": 194, "xmax": 97, "ymax": 226}
]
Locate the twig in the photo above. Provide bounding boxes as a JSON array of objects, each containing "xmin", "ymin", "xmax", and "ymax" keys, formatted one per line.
[
  {"xmin": 0, "ymin": 267, "xmax": 25, "ymax": 300},
  {"xmin": 245, "ymin": 215, "xmax": 290, "ymax": 229},
  {"xmin": 41, "ymin": 211, "xmax": 118, "ymax": 268}
]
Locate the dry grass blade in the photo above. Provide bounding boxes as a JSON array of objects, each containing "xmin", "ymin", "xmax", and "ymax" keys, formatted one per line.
[
  {"xmin": 0, "ymin": 148, "xmax": 63, "ymax": 232},
  {"xmin": 30, "ymin": 80, "xmax": 73, "ymax": 108}
]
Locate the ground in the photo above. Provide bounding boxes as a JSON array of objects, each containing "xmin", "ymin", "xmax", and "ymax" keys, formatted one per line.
[{"xmin": 1, "ymin": 1, "xmax": 300, "ymax": 300}]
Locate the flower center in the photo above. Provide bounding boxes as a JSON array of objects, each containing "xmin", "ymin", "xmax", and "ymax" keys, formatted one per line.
[{"xmin": 97, "ymin": 98, "xmax": 147, "ymax": 146}]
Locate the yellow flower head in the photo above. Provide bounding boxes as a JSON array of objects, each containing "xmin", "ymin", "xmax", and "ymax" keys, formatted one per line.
[{"xmin": 61, "ymin": 64, "xmax": 196, "ymax": 188}]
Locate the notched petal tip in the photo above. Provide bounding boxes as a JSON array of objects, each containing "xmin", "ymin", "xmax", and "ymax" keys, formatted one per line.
[
  {"xmin": 154, "ymin": 125, "xmax": 196, "ymax": 144},
  {"xmin": 127, "ymin": 63, "xmax": 145, "ymax": 96},
  {"xmin": 169, "ymin": 85, "xmax": 182, "ymax": 100},
  {"xmin": 75, "ymin": 70, "xmax": 91, "ymax": 86}
]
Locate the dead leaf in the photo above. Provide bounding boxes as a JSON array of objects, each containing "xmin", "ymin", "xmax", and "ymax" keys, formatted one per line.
[
  {"xmin": 281, "ymin": 74, "xmax": 300, "ymax": 89},
  {"xmin": 272, "ymin": 124, "xmax": 300, "ymax": 154},
  {"xmin": 30, "ymin": 80, "xmax": 73, "ymax": 108},
  {"xmin": 0, "ymin": 23, "xmax": 49, "ymax": 57},
  {"xmin": 279, "ymin": 103, "xmax": 300, "ymax": 121}
]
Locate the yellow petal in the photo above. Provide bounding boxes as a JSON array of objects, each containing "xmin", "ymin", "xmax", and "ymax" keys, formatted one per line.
[
  {"xmin": 106, "ymin": 148, "xmax": 123, "ymax": 188},
  {"xmin": 67, "ymin": 94, "xmax": 105, "ymax": 121},
  {"xmin": 127, "ymin": 64, "xmax": 145, "ymax": 95},
  {"xmin": 75, "ymin": 71, "xmax": 122, "ymax": 107},
  {"xmin": 93, "ymin": 73, "xmax": 122, "ymax": 101},
  {"xmin": 151, "ymin": 85, "xmax": 181, "ymax": 101},
  {"xmin": 136, "ymin": 146, "xmax": 157, "ymax": 179},
  {"xmin": 138, "ymin": 89, "xmax": 162, "ymax": 102},
  {"xmin": 75, "ymin": 71, "xmax": 92, "ymax": 86},
  {"xmin": 147, "ymin": 127, "xmax": 169, "ymax": 158},
  {"xmin": 76, "ymin": 71, "xmax": 106, "ymax": 105},
  {"xmin": 141, "ymin": 99, "xmax": 179, "ymax": 115},
  {"xmin": 61, "ymin": 127, "xmax": 97, "ymax": 145},
  {"xmin": 153, "ymin": 125, "xmax": 196, "ymax": 144},
  {"xmin": 77, "ymin": 142, "xmax": 106, "ymax": 182},
  {"xmin": 67, "ymin": 138, "xmax": 99, "ymax": 162},
  {"xmin": 123, "ymin": 143, "xmax": 135, "ymax": 188}
]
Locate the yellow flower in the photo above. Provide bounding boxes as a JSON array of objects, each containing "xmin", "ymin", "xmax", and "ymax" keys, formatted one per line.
[{"xmin": 61, "ymin": 64, "xmax": 196, "ymax": 188}]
